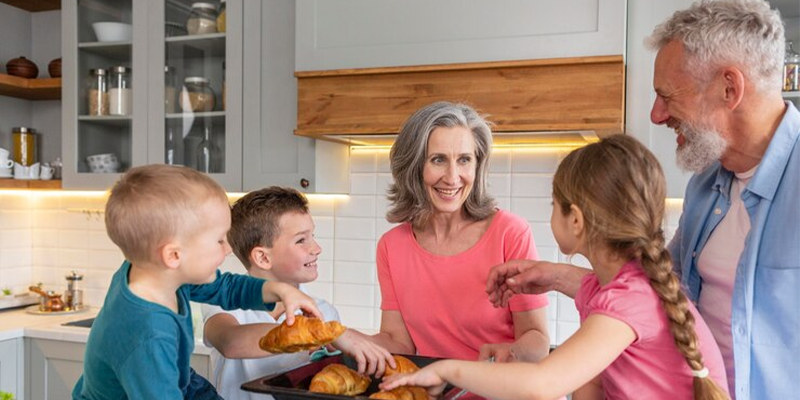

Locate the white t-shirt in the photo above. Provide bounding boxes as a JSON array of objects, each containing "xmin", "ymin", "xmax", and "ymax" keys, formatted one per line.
[
  {"xmin": 201, "ymin": 286, "xmax": 340, "ymax": 400},
  {"xmin": 697, "ymin": 165, "xmax": 756, "ymax": 399}
]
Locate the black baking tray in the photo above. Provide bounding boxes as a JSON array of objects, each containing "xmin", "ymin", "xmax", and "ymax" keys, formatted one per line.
[{"xmin": 241, "ymin": 353, "xmax": 462, "ymax": 400}]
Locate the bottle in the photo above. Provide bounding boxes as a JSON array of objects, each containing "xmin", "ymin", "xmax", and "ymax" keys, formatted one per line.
[
  {"xmin": 166, "ymin": 126, "xmax": 176, "ymax": 165},
  {"xmin": 186, "ymin": 2, "xmax": 218, "ymax": 35},
  {"xmin": 87, "ymin": 68, "xmax": 108, "ymax": 116},
  {"xmin": 197, "ymin": 125, "xmax": 217, "ymax": 173},
  {"xmin": 108, "ymin": 66, "xmax": 132, "ymax": 115},
  {"xmin": 12, "ymin": 127, "xmax": 37, "ymax": 166},
  {"xmin": 785, "ymin": 41, "xmax": 800, "ymax": 92},
  {"xmin": 165, "ymin": 66, "xmax": 177, "ymax": 113}
]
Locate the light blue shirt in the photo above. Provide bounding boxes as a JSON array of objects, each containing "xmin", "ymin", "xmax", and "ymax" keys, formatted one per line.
[{"xmin": 669, "ymin": 101, "xmax": 800, "ymax": 400}]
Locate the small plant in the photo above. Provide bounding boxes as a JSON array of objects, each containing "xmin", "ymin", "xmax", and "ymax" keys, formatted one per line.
[
  {"xmin": 0, "ymin": 288, "xmax": 11, "ymax": 296},
  {"xmin": 0, "ymin": 390, "xmax": 15, "ymax": 400}
]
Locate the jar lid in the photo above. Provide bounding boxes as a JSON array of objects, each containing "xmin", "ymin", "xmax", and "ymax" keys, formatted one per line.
[
  {"xmin": 12, "ymin": 127, "xmax": 35, "ymax": 133},
  {"xmin": 66, "ymin": 271, "xmax": 84, "ymax": 281},
  {"xmin": 184, "ymin": 76, "xmax": 209, "ymax": 84},
  {"xmin": 110, "ymin": 66, "xmax": 130, "ymax": 73},
  {"xmin": 191, "ymin": 2, "xmax": 216, "ymax": 10},
  {"xmin": 90, "ymin": 68, "xmax": 107, "ymax": 76}
]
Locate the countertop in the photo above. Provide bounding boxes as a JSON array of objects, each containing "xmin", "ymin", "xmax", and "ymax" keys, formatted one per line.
[{"xmin": 0, "ymin": 306, "xmax": 213, "ymax": 355}]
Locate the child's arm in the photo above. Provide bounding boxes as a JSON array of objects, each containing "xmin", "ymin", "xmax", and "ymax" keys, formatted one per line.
[
  {"xmin": 369, "ymin": 310, "xmax": 416, "ymax": 355},
  {"xmin": 381, "ymin": 314, "xmax": 635, "ymax": 400},
  {"xmin": 478, "ymin": 308, "xmax": 550, "ymax": 362},
  {"xmin": 262, "ymin": 281, "xmax": 322, "ymax": 325},
  {"xmin": 204, "ymin": 313, "xmax": 280, "ymax": 358},
  {"xmin": 331, "ymin": 328, "xmax": 397, "ymax": 376},
  {"xmin": 571, "ymin": 376, "xmax": 604, "ymax": 400}
]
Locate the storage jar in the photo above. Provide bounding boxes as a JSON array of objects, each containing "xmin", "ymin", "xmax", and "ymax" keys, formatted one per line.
[
  {"xmin": 109, "ymin": 66, "xmax": 132, "ymax": 115},
  {"xmin": 12, "ymin": 127, "xmax": 37, "ymax": 167},
  {"xmin": 186, "ymin": 3, "xmax": 218, "ymax": 35},
  {"xmin": 181, "ymin": 77, "xmax": 216, "ymax": 112}
]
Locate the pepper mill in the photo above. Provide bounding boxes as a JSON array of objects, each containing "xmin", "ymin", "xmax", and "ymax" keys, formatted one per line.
[{"xmin": 65, "ymin": 270, "xmax": 84, "ymax": 310}]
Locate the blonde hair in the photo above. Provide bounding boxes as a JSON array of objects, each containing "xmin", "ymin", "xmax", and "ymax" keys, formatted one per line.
[
  {"xmin": 387, "ymin": 101, "xmax": 495, "ymax": 227},
  {"xmin": 105, "ymin": 164, "xmax": 228, "ymax": 264},
  {"xmin": 553, "ymin": 135, "xmax": 729, "ymax": 400},
  {"xmin": 228, "ymin": 186, "xmax": 310, "ymax": 269}
]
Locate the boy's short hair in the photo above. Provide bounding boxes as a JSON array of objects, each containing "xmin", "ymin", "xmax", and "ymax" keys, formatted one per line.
[
  {"xmin": 228, "ymin": 186, "xmax": 309, "ymax": 268},
  {"xmin": 105, "ymin": 164, "xmax": 228, "ymax": 264}
]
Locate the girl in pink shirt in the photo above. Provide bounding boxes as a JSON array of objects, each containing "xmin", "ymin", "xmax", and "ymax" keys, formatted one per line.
[{"xmin": 382, "ymin": 135, "xmax": 729, "ymax": 400}]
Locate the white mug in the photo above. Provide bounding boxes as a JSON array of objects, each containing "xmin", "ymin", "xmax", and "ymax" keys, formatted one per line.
[
  {"xmin": 40, "ymin": 165, "xmax": 54, "ymax": 180},
  {"xmin": 0, "ymin": 158, "xmax": 12, "ymax": 169}
]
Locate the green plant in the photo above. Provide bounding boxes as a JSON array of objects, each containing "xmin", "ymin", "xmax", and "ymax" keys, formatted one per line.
[
  {"xmin": 0, "ymin": 390, "xmax": 15, "ymax": 400},
  {"xmin": 1, "ymin": 288, "xmax": 11, "ymax": 296}
]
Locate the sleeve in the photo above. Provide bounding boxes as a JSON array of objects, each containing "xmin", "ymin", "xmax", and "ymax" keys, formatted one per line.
[
  {"xmin": 118, "ymin": 336, "xmax": 183, "ymax": 399},
  {"xmin": 187, "ymin": 270, "xmax": 275, "ymax": 312},
  {"xmin": 503, "ymin": 213, "xmax": 549, "ymax": 312},
  {"xmin": 668, "ymin": 215, "xmax": 684, "ymax": 278},
  {"xmin": 376, "ymin": 234, "xmax": 400, "ymax": 310},
  {"xmin": 581, "ymin": 280, "xmax": 660, "ymax": 344}
]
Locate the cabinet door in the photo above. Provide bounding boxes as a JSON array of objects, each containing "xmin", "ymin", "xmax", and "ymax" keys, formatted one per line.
[
  {"xmin": 25, "ymin": 338, "xmax": 85, "ymax": 400},
  {"xmin": 62, "ymin": 0, "xmax": 149, "ymax": 189},
  {"xmin": 0, "ymin": 338, "xmax": 23, "ymax": 400},
  {"xmin": 296, "ymin": 0, "xmax": 627, "ymax": 71},
  {"xmin": 241, "ymin": 0, "xmax": 319, "ymax": 192},
  {"xmin": 147, "ymin": 0, "xmax": 243, "ymax": 191}
]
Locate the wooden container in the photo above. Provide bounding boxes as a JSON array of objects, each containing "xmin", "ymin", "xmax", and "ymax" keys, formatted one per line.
[
  {"xmin": 48, "ymin": 58, "xmax": 61, "ymax": 78},
  {"xmin": 6, "ymin": 56, "xmax": 39, "ymax": 79}
]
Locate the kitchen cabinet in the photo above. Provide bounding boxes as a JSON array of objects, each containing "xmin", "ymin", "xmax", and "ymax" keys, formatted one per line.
[
  {"xmin": 24, "ymin": 337, "xmax": 211, "ymax": 400},
  {"xmin": 295, "ymin": 0, "xmax": 626, "ymax": 71},
  {"xmin": 0, "ymin": 338, "xmax": 24, "ymax": 400}
]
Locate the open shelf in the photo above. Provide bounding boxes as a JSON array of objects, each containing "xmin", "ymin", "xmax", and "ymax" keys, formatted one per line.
[
  {"xmin": 166, "ymin": 33, "xmax": 226, "ymax": 59},
  {"xmin": 783, "ymin": 91, "xmax": 800, "ymax": 99},
  {"xmin": 0, "ymin": 178, "xmax": 62, "ymax": 189},
  {"xmin": 0, "ymin": 73, "xmax": 61, "ymax": 100},
  {"xmin": 78, "ymin": 41, "xmax": 133, "ymax": 60}
]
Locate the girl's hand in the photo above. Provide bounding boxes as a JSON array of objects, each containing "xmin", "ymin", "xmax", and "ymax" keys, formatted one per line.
[{"xmin": 379, "ymin": 363, "xmax": 448, "ymax": 397}]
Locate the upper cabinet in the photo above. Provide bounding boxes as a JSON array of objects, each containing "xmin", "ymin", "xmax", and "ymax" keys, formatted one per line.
[{"xmin": 295, "ymin": 0, "xmax": 627, "ymax": 71}]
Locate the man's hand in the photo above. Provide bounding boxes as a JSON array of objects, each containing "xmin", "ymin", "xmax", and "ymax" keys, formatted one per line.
[{"xmin": 487, "ymin": 260, "xmax": 590, "ymax": 306}]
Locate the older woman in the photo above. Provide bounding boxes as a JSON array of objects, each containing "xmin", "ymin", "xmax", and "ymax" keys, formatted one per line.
[{"xmin": 372, "ymin": 101, "xmax": 550, "ymax": 363}]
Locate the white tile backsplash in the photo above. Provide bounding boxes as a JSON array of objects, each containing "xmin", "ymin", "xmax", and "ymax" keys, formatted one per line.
[{"xmin": 0, "ymin": 149, "xmax": 685, "ymax": 345}]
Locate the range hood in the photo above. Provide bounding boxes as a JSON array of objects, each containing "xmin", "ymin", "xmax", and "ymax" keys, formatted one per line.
[{"xmin": 295, "ymin": 55, "xmax": 625, "ymax": 147}]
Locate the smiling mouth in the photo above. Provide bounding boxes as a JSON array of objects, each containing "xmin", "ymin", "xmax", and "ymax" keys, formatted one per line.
[
  {"xmin": 304, "ymin": 260, "xmax": 318, "ymax": 268},
  {"xmin": 435, "ymin": 187, "xmax": 461, "ymax": 197}
]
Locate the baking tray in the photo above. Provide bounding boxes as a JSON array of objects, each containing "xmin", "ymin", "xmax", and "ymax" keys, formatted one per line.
[{"xmin": 241, "ymin": 353, "xmax": 462, "ymax": 400}]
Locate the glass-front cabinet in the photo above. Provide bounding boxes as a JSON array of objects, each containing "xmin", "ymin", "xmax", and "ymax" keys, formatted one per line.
[{"xmin": 62, "ymin": 0, "xmax": 242, "ymax": 190}]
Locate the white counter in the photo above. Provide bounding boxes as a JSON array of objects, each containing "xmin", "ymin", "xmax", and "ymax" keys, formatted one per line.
[{"xmin": 0, "ymin": 306, "xmax": 213, "ymax": 355}]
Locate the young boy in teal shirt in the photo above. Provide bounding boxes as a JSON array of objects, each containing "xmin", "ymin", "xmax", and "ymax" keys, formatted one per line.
[{"xmin": 72, "ymin": 165, "xmax": 321, "ymax": 400}]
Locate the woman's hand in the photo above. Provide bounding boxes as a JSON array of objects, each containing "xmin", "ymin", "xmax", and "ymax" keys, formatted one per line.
[
  {"xmin": 478, "ymin": 343, "xmax": 514, "ymax": 363},
  {"xmin": 379, "ymin": 362, "xmax": 449, "ymax": 398},
  {"xmin": 331, "ymin": 329, "xmax": 397, "ymax": 376}
]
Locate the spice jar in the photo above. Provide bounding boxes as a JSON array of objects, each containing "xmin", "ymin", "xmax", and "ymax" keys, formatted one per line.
[
  {"xmin": 165, "ymin": 66, "xmax": 177, "ymax": 113},
  {"xmin": 109, "ymin": 66, "xmax": 132, "ymax": 115},
  {"xmin": 12, "ymin": 127, "xmax": 37, "ymax": 166},
  {"xmin": 186, "ymin": 3, "xmax": 218, "ymax": 35},
  {"xmin": 181, "ymin": 77, "xmax": 216, "ymax": 112},
  {"xmin": 88, "ymin": 68, "xmax": 108, "ymax": 116},
  {"xmin": 785, "ymin": 41, "xmax": 800, "ymax": 92},
  {"xmin": 217, "ymin": 0, "xmax": 226, "ymax": 32}
]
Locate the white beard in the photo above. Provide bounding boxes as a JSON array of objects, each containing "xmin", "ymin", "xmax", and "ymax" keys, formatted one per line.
[{"xmin": 675, "ymin": 118, "xmax": 728, "ymax": 173}]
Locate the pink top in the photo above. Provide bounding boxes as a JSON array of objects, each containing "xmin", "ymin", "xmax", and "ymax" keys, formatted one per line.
[
  {"xmin": 575, "ymin": 260, "xmax": 729, "ymax": 399},
  {"xmin": 377, "ymin": 210, "xmax": 549, "ymax": 360}
]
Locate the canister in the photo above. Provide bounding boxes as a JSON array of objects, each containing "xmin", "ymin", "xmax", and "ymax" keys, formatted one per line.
[{"xmin": 12, "ymin": 126, "xmax": 37, "ymax": 166}]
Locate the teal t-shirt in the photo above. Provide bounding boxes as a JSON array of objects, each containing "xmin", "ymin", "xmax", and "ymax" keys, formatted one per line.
[{"xmin": 72, "ymin": 261, "xmax": 273, "ymax": 399}]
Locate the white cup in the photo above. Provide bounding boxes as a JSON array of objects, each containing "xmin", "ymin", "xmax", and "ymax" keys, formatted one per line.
[
  {"xmin": 14, "ymin": 162, "xmax": 40, "ymax": 180},
  {"xmin": 0, "ymin": 158, "xmax": 12, "ymax": 169},
  {"xmin": 40, "ymin": 165, "xmax": 54, "ymax": 180}
]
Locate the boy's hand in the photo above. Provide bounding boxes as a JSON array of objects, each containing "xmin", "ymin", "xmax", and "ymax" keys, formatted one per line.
[
  {"xmin": 331, "ymin": 329, "xmax": 396, "ymax": 376},
  {"xmin": 379, "ymin": 362, "xmax": 448, "ymax": 397},
  {"xmin": 264, "ymin": 281, "xmax": 322, "ymax": 324}
]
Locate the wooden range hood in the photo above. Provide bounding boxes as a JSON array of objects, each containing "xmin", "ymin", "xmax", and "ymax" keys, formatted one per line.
[{"xmin": 295, "ymin": 55, "xmax": 625, "ymax": 146}]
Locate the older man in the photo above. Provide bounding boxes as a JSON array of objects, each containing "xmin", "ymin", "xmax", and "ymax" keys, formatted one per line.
[{"xmin": 487, "ymin": 1, "xmax": 799, "ymax": 399}]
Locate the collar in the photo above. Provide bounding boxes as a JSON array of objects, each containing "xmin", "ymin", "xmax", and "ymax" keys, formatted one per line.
[{"xmin": 745, "ymin": 101, "xmax": 800, "ymax": 201}]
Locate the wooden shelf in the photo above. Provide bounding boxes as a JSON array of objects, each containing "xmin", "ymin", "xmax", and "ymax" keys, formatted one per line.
[
  {"xmin": 0, "ymin": 178, "xmax": 61, "ymax": 189},
  {"xmin": 0, "ymin": 73, "xmax": 61, "ymax": 100},
  {"xmin": 0, "ymin": 0, "xmax": 60, "ymax": 12}
]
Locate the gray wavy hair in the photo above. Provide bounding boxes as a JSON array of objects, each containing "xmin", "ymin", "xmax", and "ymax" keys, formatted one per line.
[
  {"xmin": 646, "ymin": 0, "xmax": 785, "ymax": 94},
  {"xmin": 386, "ymin": 101, "xmax": 496, "ymax": 227}
]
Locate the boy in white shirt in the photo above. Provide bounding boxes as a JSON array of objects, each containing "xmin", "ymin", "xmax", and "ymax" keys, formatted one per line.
[{"xmin": 202, "ymin": 187, "xmax": 395, "ymax": 400}]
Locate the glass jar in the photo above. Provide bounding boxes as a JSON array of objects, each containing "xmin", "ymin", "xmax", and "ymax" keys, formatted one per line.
[
  {"xmin": 785, "ymin": 41, "xmax": 800, "ymax": 92},
  {"xmin": 87, "ymin": 68, "xmax": 108, "ymax": 116},
  {"xmin": 186, "ymin": 2, "xmax": 218, "ymax": 35},
  {"xmin": 109, "ymin": 66, "xmax": 132, "ymax": 115},
  {"xmin": 217, "ymin": 0, "xmax": 226, "ymax": 33},
  {"xmin": 165, "ymin": 66, "xmax": 177, "ymax": 113},
  {"xmin": 181, "ymin": 77, "xmax": 216, "ymax": 112},
  {"xmin": 12, "ymin": 127, "xmax": 37, "ymax": 166}
]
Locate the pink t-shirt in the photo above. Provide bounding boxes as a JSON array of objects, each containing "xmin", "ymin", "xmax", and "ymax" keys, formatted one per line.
[
  {"xmin": 575, "ymin": 260, "xmax": 729, "ymax": 399},
  {"xmin": 377, "ymin": 210, "xmax": 549, "ymax": 360}
]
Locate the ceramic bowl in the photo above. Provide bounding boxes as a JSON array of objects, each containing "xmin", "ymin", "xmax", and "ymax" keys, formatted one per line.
[
  {"xmin": 86, "ymin": 153, "xmax": 120, "ymax": 173},
  {"xmin": 92, "ymin": 22, "xmax": 133, "ymax": 42},
  {"xmin": 6, "ymin": 56, "xmax": 39, "ymax": 79}
]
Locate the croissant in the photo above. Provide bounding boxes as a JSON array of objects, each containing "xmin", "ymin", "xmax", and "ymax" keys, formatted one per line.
[
  {"xmin": 369, "ymin": 386, "xmax": 428, "ymax": 400},
  {"xmin": 309, "ymin": 364, "xmax": 371, "ymax": 396},
  {"xmin": 259, "ymin": 315, "xmax": 346, "ymax": 353},
  {"xmin": 384, "ymin": 355, "xmax": 420, "ymax": 377}
]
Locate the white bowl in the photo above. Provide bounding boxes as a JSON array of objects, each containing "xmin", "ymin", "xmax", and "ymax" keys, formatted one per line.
[
  {"xmin": 92, "ymin": 22, "xmax": 132, "ymax": 42},
  {"xmin": 86, "ymin": 153, "xmax": 120, "ymax": 173}
]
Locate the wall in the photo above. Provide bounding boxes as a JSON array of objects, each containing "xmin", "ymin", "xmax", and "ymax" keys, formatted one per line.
[{"xmin": 0, "ymin": 148, "xmax": 683, "ymax": 345}]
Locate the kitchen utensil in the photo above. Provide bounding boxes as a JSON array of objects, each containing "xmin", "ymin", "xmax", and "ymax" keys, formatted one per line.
[
  {"xmin": 29, "ymin": 285, "xmax": 65, "ymax": 312},
  {"xmin": 92, "ymin": 22, "xmax": 132, "ymax": 42},
  {"xmin": 6, "ymin": 56, "xmax": 38, "ymax": 78},
  {"xmin": 65, "ymin": 271, "xmax": 84, "ymax": 311},
  {"xmin": 48, "ymin": 57, "xmax": 61, "ymax": 78}
]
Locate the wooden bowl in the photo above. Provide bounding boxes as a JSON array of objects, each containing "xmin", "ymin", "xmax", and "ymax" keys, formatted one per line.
[
  {"xmin": 48, "ymin": 58, "xmax": 61, "ymax": 78},
  {"xmin": 6, "ymin": 56, "xmax": 39, "ymax": 79}
]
